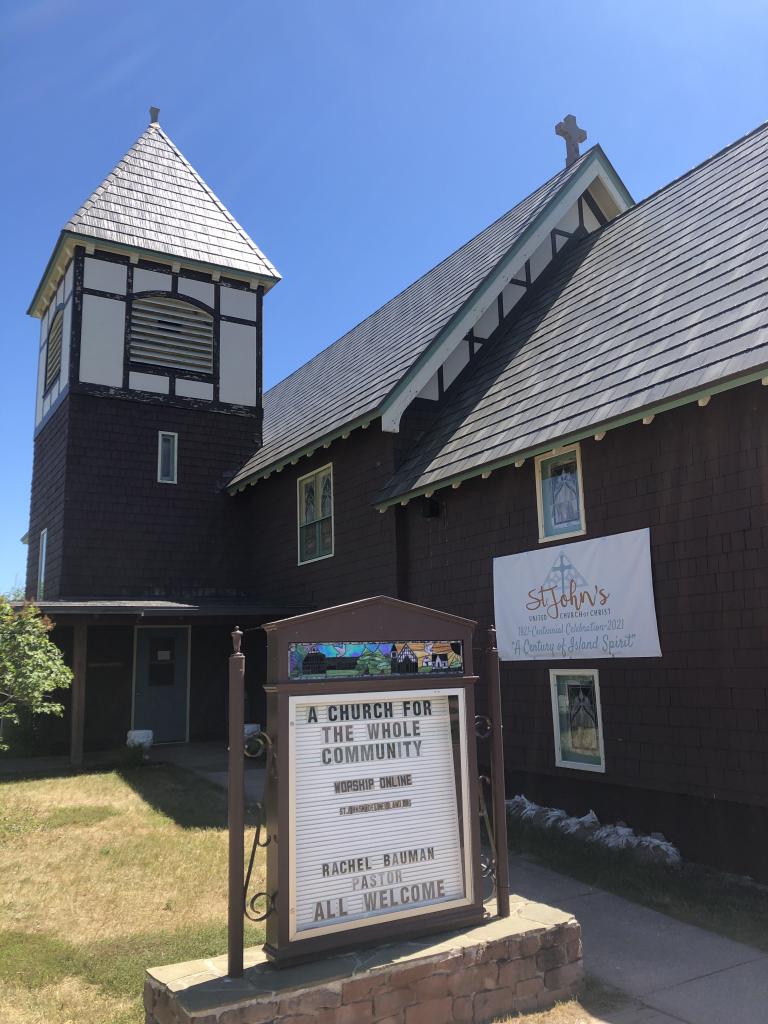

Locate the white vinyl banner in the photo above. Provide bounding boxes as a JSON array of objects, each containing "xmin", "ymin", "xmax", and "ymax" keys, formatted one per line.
[
  {"xmin": 493, "ymin": 528, "xmax": 661, "ymax": 661},
  {"xmin": 289, "ymin": 689, "xmax": 471, "ymax": 940}
]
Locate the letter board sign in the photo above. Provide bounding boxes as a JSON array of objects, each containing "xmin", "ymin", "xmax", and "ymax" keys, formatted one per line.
[
  {"xmin": 262, "ymin": 596, "xmax": 485, "ymax": 964},
  {"xmin": 288, "ymin": 688, "xmax": 474, "ymax": 940}
]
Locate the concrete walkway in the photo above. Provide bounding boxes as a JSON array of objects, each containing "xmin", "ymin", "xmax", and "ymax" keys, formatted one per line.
[
  {"xmin": 509, "ymin": 854, "xmax": 768, "ymax": 1023},
  {"xmin": 155, "ymin": 741, "xmax": 266, "ymax": 805}
]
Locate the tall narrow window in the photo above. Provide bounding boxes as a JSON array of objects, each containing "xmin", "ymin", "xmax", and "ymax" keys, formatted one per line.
[
  {"xmin": 37, "ymin": 528, "xmax": 48, "ymax": 600},
  {"xmin": 298, "ymin": 465, "xmax": 333, "ymax": 564},
  {"xmin": 549, "ymin": 669, "xmax": 605, "ymax": 772},
  {"xmin": 535, "ymin": 444, "xmax": 586, "ymax": 542},
  {"xmin": 44, "ymin": 311, "xmax": 63, "ymax": 392},
  {"xmin": 157, "ymin": 432, "xmax": 178, "ymax": 484}
]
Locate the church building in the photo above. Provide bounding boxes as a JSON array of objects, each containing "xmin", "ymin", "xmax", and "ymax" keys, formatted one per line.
[{"xmin": 21, "ymin": 110, "xmax": 768, "ymax": 878}]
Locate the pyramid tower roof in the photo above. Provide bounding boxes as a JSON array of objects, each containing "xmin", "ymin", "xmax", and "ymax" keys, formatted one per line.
[{"xmin": 30, "ymin": 116, "xmax": 279, "ymax": 314}]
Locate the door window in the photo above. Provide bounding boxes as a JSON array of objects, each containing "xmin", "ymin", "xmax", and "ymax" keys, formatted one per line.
[{"xmin": 148, "ymin": 637, "xmax": 176, "ymax": 686}]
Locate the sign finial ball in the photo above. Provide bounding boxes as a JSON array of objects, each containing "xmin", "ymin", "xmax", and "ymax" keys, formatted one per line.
[{"xmin": 231, "ymin": 626, "xmax": 243, "ymax": 655}]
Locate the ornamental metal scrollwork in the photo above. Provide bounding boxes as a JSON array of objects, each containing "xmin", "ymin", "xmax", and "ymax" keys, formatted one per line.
[
  {"xmin": 245, "ymin": 729, "xmax": 272, "ymax": 760},
  {"xmin": 243, "ymin": 730, "xmax": 277, "ymax": 922},
  {"xmin": 479, "ymin": 852, "xmax": 497, "ymax": 882},
  {"xmin": 474, "ymin": 715, "xmax": 492, "ymax": 739},
  {"xmin": 249, "ymin": 802, "xmax": 271, "ymax": 848},
  {"xmin": 478, "ymin": 774, "xmax": 499, "ymax": 892},
  {"xmin": 245, "ymin": 889, "xmax": 277, "ymax": 923}
]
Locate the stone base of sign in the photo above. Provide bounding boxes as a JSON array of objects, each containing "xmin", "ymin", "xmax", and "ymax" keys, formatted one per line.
[{"xmin": 144, "ymin": 901, "xmax": 582, "ymax": 1024}]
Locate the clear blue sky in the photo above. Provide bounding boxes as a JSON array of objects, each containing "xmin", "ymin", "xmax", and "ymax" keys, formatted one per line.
[{"xmin": 1, "ymin": 0, "xmax": 766, "ymax": 593}]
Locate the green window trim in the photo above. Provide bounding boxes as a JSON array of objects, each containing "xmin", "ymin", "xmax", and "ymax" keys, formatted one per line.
[{"xmin": 297, "ymin": 464, "xmax": 334, "ymax": 564}]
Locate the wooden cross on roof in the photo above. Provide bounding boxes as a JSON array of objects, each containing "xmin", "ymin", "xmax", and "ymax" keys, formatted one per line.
[{"xmin": 555, "ymin": 114, "xmax": 587, "ymax": 168}]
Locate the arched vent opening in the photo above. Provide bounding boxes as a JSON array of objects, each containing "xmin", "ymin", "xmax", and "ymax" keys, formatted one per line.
[
  {"xmin": 130, "ymin": 295, "xmax": 214, "ymax": 373},
  {"xmin": 44, "ymin": 311, "xmax": 63, "ymax": 392}
]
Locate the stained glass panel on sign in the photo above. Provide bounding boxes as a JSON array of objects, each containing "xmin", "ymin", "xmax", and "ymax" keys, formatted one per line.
[{"xmin": 288, "ymin": 640, "xmax": 464, "ymax": 679}]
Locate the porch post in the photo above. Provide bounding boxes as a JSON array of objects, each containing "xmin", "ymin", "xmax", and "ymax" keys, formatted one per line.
[{"xmin": 70, "ymin": 620, "xmax": 87, "ymax": 768}]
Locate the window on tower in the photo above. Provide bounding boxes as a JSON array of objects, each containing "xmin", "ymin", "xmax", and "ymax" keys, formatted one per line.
[
  {"xmin": 130, "ymin": 296, "xmax": 213, "ymax": 374},
  {"xmin": 44, "ymin": 310, "xmax": 63, "ymax": 393},
  {"xmin": 157, "ymin": 432, "xmax": 178, "ymax": 484},
  {"xmin": 37, "ymin": 528, "xmax": 48, "ymax": 600},
  {"xmin": 535, "ymin": 444, "xmax": 586, "ymax": 542},
  {"xmin": 298, "ymin": 464, "xmax": 334, "ymax": 564}
]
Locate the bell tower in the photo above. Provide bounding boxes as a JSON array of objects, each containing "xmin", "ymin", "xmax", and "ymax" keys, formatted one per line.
[{"xmin": 25, "ymin": 109, "xmax": 280, "ymax": 601}]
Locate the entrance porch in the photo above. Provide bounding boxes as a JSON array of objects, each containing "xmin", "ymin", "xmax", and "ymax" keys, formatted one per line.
[{"xmin": 22, "ymin": 599, "xmax": 301, "ymax": 766}]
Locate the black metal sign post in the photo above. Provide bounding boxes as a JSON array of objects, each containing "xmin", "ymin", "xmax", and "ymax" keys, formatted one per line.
[
  {"xmin": 227, "ymin": 627, "xmax": 245, "ymax": 978},
  {"xmin": 487, "ymin": 626, "xmax": 510, "ymax": 917}
]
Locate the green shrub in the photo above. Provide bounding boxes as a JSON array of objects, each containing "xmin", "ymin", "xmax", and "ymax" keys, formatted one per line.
[{"xmin": 0, "ymin": 597, "xmax": 73, "ymax": 751}]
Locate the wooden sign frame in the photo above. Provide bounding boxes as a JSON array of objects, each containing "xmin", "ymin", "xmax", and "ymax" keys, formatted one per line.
[{"xmin": 261, "ymin": 596, "xmax": 485, "ymax": 966}]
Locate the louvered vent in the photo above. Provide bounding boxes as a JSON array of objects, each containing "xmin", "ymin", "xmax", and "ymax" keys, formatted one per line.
[
  {"xmin": 45, "ymin": 311, "xmax": 63, "ymax": 391},
  {"xmin": 130, "ymin": 296, "xmax": 214, "ymax": 373}
]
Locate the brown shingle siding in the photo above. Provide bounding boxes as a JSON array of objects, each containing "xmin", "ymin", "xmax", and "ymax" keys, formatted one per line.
[
  {"xmin": 382, "ymin": 384, "xmax": 768, "ymax": 831},
  {"xmin": 26, "ymin": 399, "xmax": 69, "ymax": 598},
  {"xmin": 53, "ymin": 392, "xmax": 256, "ymax": 598},
  {"xmin": 245, "ymin": 425, "xmax": 399, "ymax": 609}
]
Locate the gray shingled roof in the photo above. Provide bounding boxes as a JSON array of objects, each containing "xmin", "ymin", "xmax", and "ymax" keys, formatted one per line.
[
  {"xmin": 229, "ymin": 150, "xmax": 596, "ymax": 488},
  {"xmin": 64, "ymin": 124, "xmax": 280, "ymax": 281},
  {"xmin": 375, "ymin": 121, "xmax": 768, "ymax": 506}
]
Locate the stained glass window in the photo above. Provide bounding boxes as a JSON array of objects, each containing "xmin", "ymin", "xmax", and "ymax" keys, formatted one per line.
[
  {"xmin": 549, "ymin": 669, "xmax": 604, "ymax": 771},
  {"xmin": 536, "ymin": 445, "xmax": 585, "ymax": 541},
  {"xmin": 298, "ymin": 465, "xmax": 333, "ymax": 563}
]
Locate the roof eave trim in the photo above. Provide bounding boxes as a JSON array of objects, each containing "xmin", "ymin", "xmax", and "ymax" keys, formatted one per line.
[
  {"xmin": 27, "ymin": 232, "xmax": 71, "ymax": 317},
  {"xmin": 28, "ymin": 230, "xmax": 281, "ymax": 318},
  {"xmin": 374, "ymin": 365, "xmax": 768, "ymax": 510},
  {"xmin": 378, "ymin": 148, "xmax": 634, "ymax": 432},
  {"xmin": 226, "ymin": 412, "xmax": 379, "ymax": 493}
]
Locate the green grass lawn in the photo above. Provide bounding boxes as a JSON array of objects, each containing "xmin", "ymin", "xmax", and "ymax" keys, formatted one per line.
[
  {"xmin": 5, "ymin": 768, "xmax": 766, "ymax": 1024},
  {"xmin": 0, "ymin": 765, "xmax": 266, "ymax": 1024}
]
